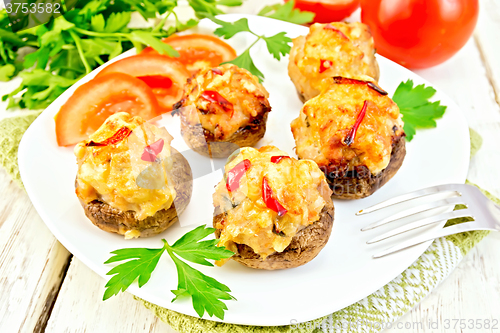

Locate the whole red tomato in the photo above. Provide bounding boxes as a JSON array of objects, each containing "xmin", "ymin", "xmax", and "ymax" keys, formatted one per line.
[
  {"xmin": 361, "ymin": 0, "xmax": 478, "ymax": 69},
  {"xmin": 288, "ymin": 0, "xmax": 360, "ymax": 23}
]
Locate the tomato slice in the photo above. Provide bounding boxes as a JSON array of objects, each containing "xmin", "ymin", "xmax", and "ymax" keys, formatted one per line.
[
  {"xmin": 97, "ymin": 55, "xmax": 190, "ymax": 112},
  {"xmin": 141, "ymin": 34, "xmax": 237, "ymax": 74},
  {"xmin": 288, "ymin": 0, "xmax": 360, "ymax": 23},
  {"xmin": 55, "ymin": 73, "xmax": 159, "ymax": 147}
]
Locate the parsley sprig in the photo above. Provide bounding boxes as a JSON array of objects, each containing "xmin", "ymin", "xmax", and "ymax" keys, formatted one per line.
[
  {"xmin": 258, "ymin": 0, "xmax": 315, "ymax": 25},
  {"xmin": 188, "ymin": 0, "xmax": 244, "ymax": 17},
  {"xmin": 209, "ymin": 16, "xmax": 292, "ymax": 82},
  {"xmin": 393, "ymin": 80, "xmax": 447, "ymax": 141},
  {"xmin": 103, "ymin": 225, "xmax": 235, "ymax": 320},
  {"xmin": 0, "ymin": 0, "xmax": 242, "ymax": 110}
]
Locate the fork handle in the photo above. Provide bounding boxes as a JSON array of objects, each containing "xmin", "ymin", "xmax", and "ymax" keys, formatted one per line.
[{"xmin": 374, "ymin": 222, "xmax": 498, "ymax": 258}]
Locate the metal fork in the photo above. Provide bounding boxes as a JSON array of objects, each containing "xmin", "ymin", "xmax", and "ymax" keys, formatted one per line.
[{"xmin": 358, "ymin": 184, "xmax": 500, "ymax": 258}]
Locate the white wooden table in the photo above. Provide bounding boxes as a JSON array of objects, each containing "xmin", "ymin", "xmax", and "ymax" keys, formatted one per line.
[{"xmin": 1, "ymin": 1, "xmax": 500, "ymax": 332}]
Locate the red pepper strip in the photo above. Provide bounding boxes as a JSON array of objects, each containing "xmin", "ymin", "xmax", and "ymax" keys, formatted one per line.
[
  {"xmin": 226, "ymin": 159, "xmax": 251, "ymax": 192},
  {"xmin": 141, "ymin": 139, "xmax": 164, "ymax": 162},
  {"xmin": 262, "ymin": 177, "xmax": 287, "ymax": 217},
  {"xmin": 211, "ymin": 68, "xmax": 223, "ymax": 76},
  {"xmin": 344, "ymin": 100, "xmax": 368, "ymax": 146},
  {"xmin": 270, "ymin": 156, "xmax": 290, "ymax": 164},
  {"xmin": 319, "ymin": 59, "xmax": 333, "ymax": 74},
  {"xmin": 86, "ymin": 127, "xmax": 132, "ymax": 147},
  {"xmin": 324, "ymin": 24, "xmax": 349, "ymax": 40},
  {"xmin": 137, "ymin": 75, "xmax": 173, "ymax": 89},
  {"xmin": 201, "ymin": 90, "xmax": 234, "ymax": 116}
]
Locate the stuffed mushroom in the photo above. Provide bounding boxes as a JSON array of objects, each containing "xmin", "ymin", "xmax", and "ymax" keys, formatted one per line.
[
  {"xmin": 173, "ymin": 64, "xmax": 271, "ymax": 158},
  {"xmin": 288, "ymin": 22, "xmax": 379, "ymax": 102},
  {"xmin": 291, "ymin": 77, "xmax": 406, "ymax": 199},
  {"xmin": 75, "ymin": 112, "xmax": 193, "ymax": 238},
  {"xmin": 212, "ymin": 146, "xmax": 334, "ymax": 270}
]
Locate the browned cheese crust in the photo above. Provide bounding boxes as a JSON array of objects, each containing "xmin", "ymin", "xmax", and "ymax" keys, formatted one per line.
[
  {"xmin": 289, "ymin": 22, "xmax": 380, "ymax": 102},
  {"xmin": 291, "ymin": 77, "xmax": 406, "ymax": 199},
  {"xmin": 213, "ymin": 203, "xmax": 334, "ymax": 270},
  {"xmin": 174, "ymin": 64, "xmax": 271, "ymax": 158},
  {"xmin": 79, "ymin": 148, "xmax": 193, "ymax": 237}
]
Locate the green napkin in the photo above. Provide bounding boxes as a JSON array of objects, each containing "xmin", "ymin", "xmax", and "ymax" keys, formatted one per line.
[
  {"xmin": 0, "ymin": 111, "xmax": 42, "ymax": 188},
  {"xmin": 1, "ymin": 114, "xmax": 495, "ymax": 333}
]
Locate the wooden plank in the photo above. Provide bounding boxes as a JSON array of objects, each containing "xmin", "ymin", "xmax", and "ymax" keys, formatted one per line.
[
  {"xmin": 0, "ymin": 169, "xmax": 71, "ymax": 333},
  {"xmin": 45, "ymin": 257, "xmax": 177, "ymax": 333},
  {"xmin": 475, "ymin": 0, "xmax": 500, "ymax": 106},
  {"xmin": 413, "ymin": 38, "xmax": 500, "ymax": 198},
  {"xmin": 392, "ymin": 234, "xmax": 500, "ymax": 333},
  {"xmin": 387, "ymin": 12, "xmax": 500, "ymax": 332}
]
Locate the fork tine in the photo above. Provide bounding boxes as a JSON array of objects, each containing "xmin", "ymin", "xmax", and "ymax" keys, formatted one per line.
[
  {"xmin": 356, "ymin": 184, "xmax": 460, "ymax": 215},
  {"xmin": 361, "ymin": 197, "xmax": 467, "ymax": 231},
  {"xmin": 366, "ymin": 209, "xmax": 472, "ymax": 244},
  {"xmin": 373, "ymin": 221, "xmax": 495, "ymax": 258}
]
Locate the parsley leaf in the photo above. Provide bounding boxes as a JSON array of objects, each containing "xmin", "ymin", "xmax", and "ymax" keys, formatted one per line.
[
  {"xmin": 187, "ymin": 0, "xmax": 243, "ymax": 17},
  {"xmin": 393, "ymin": 80, "xmax": 447, "ymax": 141},
  {"xmin": 104, "ymin": 12, "xmax": 132, "ymax": 33},
  {"xmin": 169, "ymin": 253, "xmax": 234, "ymax": 320},
  {"xmin": 216, "ymin": 0, "xmax": 243, "ymax": 6},
  {"xmin": 2, "ymin": 70, "xmax": 77, "ymax": 110},
  {"xmin": 103, "ymin": 225, "xmax": 235, "ymax": 320},
  {"xmin": 169, "ymin": 225, "xmax": 234, "ymax": 266},
  {"xmin": 210, "ymin": 17, "xmax": 292, "ymax": 81},
  {"xmin": 103, "ymin": 245, "xmax": 167, "ymax": 300},
  {"xmin": 213, "ymin": 17, "xmax": 251, "ymax": 39},
  {"xmin": 258, "ymin": 0, "xmax": 315, "ymax": 25},
  {"xmin": 91, "ymin": 12, "xmax": 132, "ymax": 33},
  {"xmin": 90, "ymin": 15, "xmax": 106, "ymax": 32},
  {"xmin": 129, "ymin": 31, "xmax": 179, "ymax": 57},
  {"xmin": 0, "ymin": 64, "xmax": 15, "ymax": 81},
  {"xmin": 263, "ymin": 32, "xmax": 292, "ymax": 61},
  {"xmin": 226, "ymin": 49, "xmax": 264, "ymax": 82}
]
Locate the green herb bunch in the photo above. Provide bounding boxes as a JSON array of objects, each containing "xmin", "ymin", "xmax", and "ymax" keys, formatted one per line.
[{"xmin": 0, "ymin": 0, "xmax": 243, "ymax": 110}]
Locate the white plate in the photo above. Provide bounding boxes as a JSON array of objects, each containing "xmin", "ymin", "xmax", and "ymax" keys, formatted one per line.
[{"xmin": 18, "ymin": 14, "xmax": 470, "ymax": 326}]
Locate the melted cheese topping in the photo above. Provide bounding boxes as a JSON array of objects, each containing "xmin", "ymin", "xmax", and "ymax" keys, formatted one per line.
[
  {"xmin": 288, "ymin": 22, "xmax": 379, "ymax": 101},
  {"xmin": 74, "ymin": 112, "xmax": 176, "ymax": 220},
  {"xmin": 179, "ymin": 64, "xmax": 270, "ymax": 139},
  {"xmin": 291, "ymin": 78, "xmax": 404, "ymax": 175},
  {"xmin": 213, "ymin": 146, "xmax": 332, "ymax": 259}
]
